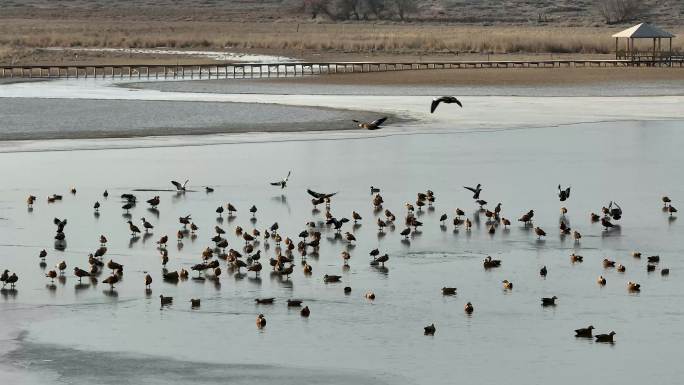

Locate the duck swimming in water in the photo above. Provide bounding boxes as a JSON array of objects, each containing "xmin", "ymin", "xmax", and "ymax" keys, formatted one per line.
[
  {"xmin": 442, "ymin": 287, "xmax": 457, "ymax": 295},
  {"xmin": 424, "ymin": 323, "xmax": 436, "ymax": 335},
  {"xmin": 595, "ymin": 331, "xmax": 615, "ymax": 343},
  {"xmin": 160, "ymin": 294, "xmax": 173, "ymax": 306},
  {"xmin": 574, "ymin": 325, "xmax": 594, "ymax": 338}
]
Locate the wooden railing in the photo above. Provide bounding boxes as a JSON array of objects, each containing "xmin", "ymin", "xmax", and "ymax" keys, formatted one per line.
[{"xmin": 0, "ymin": 58, "xmax": 681, "ymax": 79}]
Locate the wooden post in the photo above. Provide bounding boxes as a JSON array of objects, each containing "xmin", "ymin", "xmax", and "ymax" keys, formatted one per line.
[{"xmin": 625, "ymin": 38, "xmax": 628, "ymax": 59}]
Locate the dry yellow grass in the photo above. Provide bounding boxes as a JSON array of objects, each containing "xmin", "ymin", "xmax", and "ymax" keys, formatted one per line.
[{"xmin": 2, "ymin": 19, "xmax": 682, "ymax": 55}]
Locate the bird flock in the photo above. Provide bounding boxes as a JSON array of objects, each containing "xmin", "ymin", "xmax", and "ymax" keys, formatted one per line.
[{"xmin": 5, "ymin": 174, "xmax": 679, "ymax": 344}]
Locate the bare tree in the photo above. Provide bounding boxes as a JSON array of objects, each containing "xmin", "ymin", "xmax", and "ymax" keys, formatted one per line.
[
  {"xmin": 335, "ymin": 0, "xmax": 362, "ymax": 20},
  {"xmin": 364, "ymin": 0, "xmax": 388, "ymax": 20},
  {"xmin": 303, "ymin": 0, "xmax": 332, "ymax": 19},
  {"xmin": 392, "ymin": 0, "xmax": 417, "ymax": 21},
  {"xmin": 597, "ymin": 0, "xmax": 643, "ymax": 24}
]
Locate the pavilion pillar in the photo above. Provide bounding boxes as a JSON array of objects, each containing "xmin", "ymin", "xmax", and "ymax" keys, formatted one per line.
[
  {"xmin": 658, "ymin": 38, "xmax": 662, "ymax": 65},
  {"xmin": 625, "ymin": 38, "xmax": 629, "ymax": 62}
]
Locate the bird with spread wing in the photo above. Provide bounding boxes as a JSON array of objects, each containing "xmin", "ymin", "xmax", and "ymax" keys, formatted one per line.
[
  {"xmin": 171, "ymin": 180, "xmax": 189, "ymax": 192},
  {"xmin": 558, "ymin": 185, "xmax": 571, "ymax": 202},
  {"xmin": 431, "ymin": 96, "xmax": 462, "ymax": 113},
  {"xmin": 307, "ymin": 189, "xmax": 337, "ymax": 200},
  {"xmin": 270, "ymin": 171, "xmax": 292, "ymax": 189},
  {"xmin": 464, "ymin": 184, "xmax": 482, "ymax": 199}
]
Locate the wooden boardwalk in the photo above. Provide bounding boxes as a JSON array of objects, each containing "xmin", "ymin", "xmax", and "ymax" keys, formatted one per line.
[{"xmin": 1, "ymin": 58, "xmax": 682, "ymax": 79}]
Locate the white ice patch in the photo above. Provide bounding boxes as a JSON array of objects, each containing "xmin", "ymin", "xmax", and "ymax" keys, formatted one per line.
[{"xmin": 42, "ymin": 47, "xmax": 298, "ymax": 63}]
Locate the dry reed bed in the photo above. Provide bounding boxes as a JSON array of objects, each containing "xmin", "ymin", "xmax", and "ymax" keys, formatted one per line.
[{"xmin": 1, "ymin": 19, "xmax": 682, "ymax": 56}]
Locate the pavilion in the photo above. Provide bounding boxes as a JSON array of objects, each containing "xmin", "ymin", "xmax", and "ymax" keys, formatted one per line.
[{"xmin": 612, "ymin": 23, "xmax": 675, "ymax": 62}]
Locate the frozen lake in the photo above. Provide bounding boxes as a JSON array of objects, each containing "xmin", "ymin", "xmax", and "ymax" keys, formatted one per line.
[{"xmin": 0, "ymin": 77, "xmax": 682, "ymax": 385}]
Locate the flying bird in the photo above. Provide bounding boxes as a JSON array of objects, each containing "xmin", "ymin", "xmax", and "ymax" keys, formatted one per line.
[
  {"xmin": 270, "ymin": 171, "xmax": 292, "ymax": 189},
  {"xmin": 353, "ymin": 117, "xmax": 387, "ymax": 130},
  {"xmin": 430, "ymin": 96, "xmax": 462, "ymax": 113}
]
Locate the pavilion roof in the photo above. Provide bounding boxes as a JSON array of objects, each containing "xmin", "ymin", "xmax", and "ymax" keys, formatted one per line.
[{"xmin": 612, "ymin": 23, "xmax": 675, "ymax": 39}]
